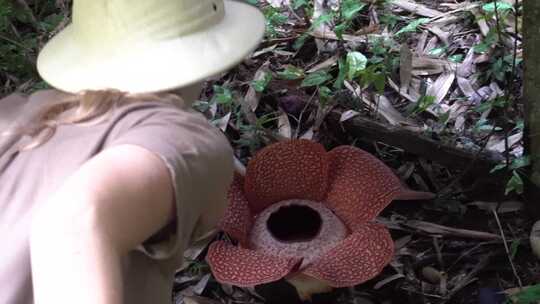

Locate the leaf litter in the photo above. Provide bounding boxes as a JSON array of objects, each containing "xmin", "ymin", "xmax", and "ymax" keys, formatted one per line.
[{"xmin": 171, "ymin": 0, "xmax": 538, "ymax": 303}]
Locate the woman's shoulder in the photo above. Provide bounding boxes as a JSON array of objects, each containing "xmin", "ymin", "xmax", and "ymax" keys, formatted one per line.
[{"xmin": 108, "ymin": 98, "xmax": 231, "ymax": 155}]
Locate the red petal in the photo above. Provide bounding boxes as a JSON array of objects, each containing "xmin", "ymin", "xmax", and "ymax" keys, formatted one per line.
[
  {"xmin": 325, "ymin": 146, "xmax": 402, "ymax": 230},
  {"xmin": 303, "ymin": 222, "xmax": 394, "ymax": 287},
  {"xmin": 218, "ymin": 174, "xmax": 252, "ymax": 246},
  {"xmin": 244, "ymin": 140, "xmax": 329, "ymax": 214},
  {"xmin": 206, "ymin": 241, "xmax": 301, "ymax": 287}
]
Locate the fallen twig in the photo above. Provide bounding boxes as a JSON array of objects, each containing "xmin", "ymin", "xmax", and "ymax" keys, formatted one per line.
[{"xmin": 378, "ymin": 217, "xmax": 502, "ymax": 240}]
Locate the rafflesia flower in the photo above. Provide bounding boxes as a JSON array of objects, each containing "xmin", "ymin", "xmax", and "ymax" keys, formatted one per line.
[{"xmin": 206, "ymin": 140, "xmax": 433, "ymax": 290}]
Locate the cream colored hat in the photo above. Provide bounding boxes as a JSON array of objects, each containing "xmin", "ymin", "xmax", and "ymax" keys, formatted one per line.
[{"xmin": 37, "ymin": 0, "xmax": 265, "ymax": 94}]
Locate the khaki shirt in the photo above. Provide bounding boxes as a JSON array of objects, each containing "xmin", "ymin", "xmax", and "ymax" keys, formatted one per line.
[{"xmin": 0, "ymin": 90, "xmax": 233, "ymax": 304}]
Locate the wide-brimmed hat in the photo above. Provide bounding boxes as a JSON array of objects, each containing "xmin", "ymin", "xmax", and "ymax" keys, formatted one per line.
[{"xmin": 37, "ymin": 0, "xmax": 265, "ymax": 94}]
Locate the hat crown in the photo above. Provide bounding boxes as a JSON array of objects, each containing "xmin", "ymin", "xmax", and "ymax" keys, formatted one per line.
[{"xmin": 72, "ymin": 0, "xmax": 225, "ymax": 48}]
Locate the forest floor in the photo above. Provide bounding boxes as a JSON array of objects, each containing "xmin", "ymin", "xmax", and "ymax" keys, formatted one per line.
[{"xmin": 1, "ymin": 0, "xmax": 538, "ymax": 303}]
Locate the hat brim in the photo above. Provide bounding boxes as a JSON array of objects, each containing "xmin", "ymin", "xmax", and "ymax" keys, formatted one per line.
[{"xmin": 37, "ymin": 1, "xmax": 265, "ymax": 94}]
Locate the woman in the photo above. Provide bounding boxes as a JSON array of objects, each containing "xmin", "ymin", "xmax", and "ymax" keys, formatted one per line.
[{"xmin": 0, "ymin": 0, "xmax": 265, "ymax": 303}]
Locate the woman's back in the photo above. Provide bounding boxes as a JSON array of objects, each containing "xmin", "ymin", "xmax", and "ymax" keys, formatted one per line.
[{"xmin": 0, "ymin": 90, "xmax": 234, "ymax": 304}]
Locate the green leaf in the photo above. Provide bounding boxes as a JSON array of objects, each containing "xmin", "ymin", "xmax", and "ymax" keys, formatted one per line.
[
  {"xmin": 346, "ymin": 51, "xmax": 368, "ymax": 80},
  {"xmin": 448, "ymin": 54, "xmax": 464, "ymax": 63},
  {"xmin": 510, "ymin": 284, "xmax": 540, "ymax": 304},
  {"xmin": 293, "ymin": 33, "xmax": 309, "ymax": 50},
  {"xmin": 212, "ymin": 85, "xmax": 233, "ymax": 105},
  {"xmin": 438, "ymin": 110, "xmax": 451, "ymax": 126},
  {"xmin": 510, "ymin": 239, "xmax": 520, "ymax": 260},
  {"xmin": 490, "ymin": 163, "xmax": 507, "ymax": 173},
  {"xmin": 333, "ymin": 58, "xmax": 347, "ymax": 89},
  {"xmin": 373, "ymin": 73, "xmax": 386, "ymax": 94},
  {"xmin": 310, "ymin": 13, "xmax": 334, "ymax": 31},
  {"xmin": 301, "ymin": 70, "xmax": 332, "ymax": 87},
  {"xmin": 428, "ymin": 47, "xmax": 447, "ymax": 57},
  {"xmin": 341, "ymin": 0, "xmax": 366, "ymax": 20},
  {"xmin": 263, "ymin": 6, "xmax": 288, "ymax": 38},
  {"xmin": 245, "ymin": 0, "xmax": 258, "ymax": 5},
  {"xmin": 251, "ymin": 72, "xmax": 272, "ymax": 92},
  {"xmin": 482, "ymin": 2, "xmax": 513, "ymax": 13},
  {"xmin": 292, "ymin": 0, "xmax": 308, "ymax": 10},
  {"xmin": 474, "ymin": 30, "xmax": 498, "ymax": 53},
  {"xmin": 412, "ymin": 95, "xmax": 436, "ymax": 115},
  {"xmin": 396, "ymin": 18, "xmax": 430, "ymax": 36},
  {"xmin": 334, "ymin": 22, "xmax": 348, "ymax": 40},
  {"xmin": 277, "ymin": 65, "xmax": 305, "ymax": 80},
  {"xmin": 473, "ymin": 118, "xmax": 501, "ymax": 132},
  {"xmin": 510, "ymin": 156, "xmax": 530, "ymax": 170},
  {"xmin": 505, "ymin": 171, "xmax": 524, "ymax": 195},
  {"xmin": 319, "ymin": 86, "xmax": 332, "ymax": 106},
  {"xmin": 515, "ymin": 119, "xmax": 525, "ymax": 131}
]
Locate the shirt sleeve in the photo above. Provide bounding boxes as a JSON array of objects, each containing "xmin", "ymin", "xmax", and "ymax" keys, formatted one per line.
[{"xmin": 106, "ymin": 102, "xmax": 234, "ymax": 260}]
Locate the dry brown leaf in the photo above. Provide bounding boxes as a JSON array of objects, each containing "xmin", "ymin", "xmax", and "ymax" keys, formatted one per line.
[
  {"xmin": 486, "ymin": 132, "xmax": 523, "ymax": 153},
  {"xmin": 277, "ymin": 111, "xmax": 292, "ymax": 139},
  {"xmin": 400, "ymin": 44, "xmax": 413, "ymax": 93},
  {"xmin": 412, "ymin": 56, "xmax": 454, "ymax": 76},
  {"xmin": 457, "ymin": 48, "xmax": 477, "ymax": 78},
  {"xmin": 286, "ymin": 273, "xmax": 333, "ymax": 301},
  {"xmin": 373, "ymin": 94, "xmax": 415, "ymax": 125},
  {"xmin": 183, "ymin": 295, "xmax": 222, "ymax": 304},
  {"xmin": 423, "ymin": 36, "xmax": 439, "ymax": 54},
  {"xmin": 388, "ymin": 77, "xmax": 417, "ymax": 103},
  {"xmin": 251, "ymin": 44, "xmax": 278, "ymax": 58},
  {"xmin": 416, "ymin": 31, "xmax": 429, "ymax": 54},
  {"xmin": 427, "ymin": 25, "xmax": 451, "ymax": 46},
  {"xmin": 244, "ymin": 61, "xmax": 270, "ymax": 112},
  {"xmin": 311, "ymin": 0, "xmax": 338, "ymax": 53},
  {"xmin": 266, "ymin": 0, "xmax": 290, "ymax": 8},
  {"xmin": 299, "ymin": 127, "xmax": 314, "ymax": 140},
  {"xmin": 426, "ymin": 72, "xmax": 456, "ymax": 107},
  {"xmin": 469, "ymin": 201, "xmax": 524, "ymax": 213},
  {"xmin": 310, "ymin": 30, "xmax": 384, "ymax": 44},
  {"xmin": 306, "ymin": 55, "xmax": 339, "ymax": 73},
  {"xmin": 344, "ymin": 81, "xmax": 414, "ymax": 126},
  {"xmin": 374, "ymin": 273, "xmax": 405, "ymax": 290},
  {"xmin": 391, "ymin": 0, "xmax": 444, "ymax": 18},
  {"xmin": 191, "ymin": 274, "xmax": 211, "ymax": 295},
  {"xmin": 472, "ymin": 8, "xmax": 490, "ymax": 36},
  {"xmin": 213, "ymin": 112, "xmax": 231, "ymax": 132},
  {"xmin": 340, "ymin": 109, "xmax": 360, "ymax": 122},
  {"xmin": 457, "ymin": 76, "xmax": 482, "ymax": 103}
]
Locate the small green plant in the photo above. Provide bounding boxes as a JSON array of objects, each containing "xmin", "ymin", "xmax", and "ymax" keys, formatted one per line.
[
  {"xmin": 334, "ymin": 0, "xmax": 367, "ymax": 39},
  {"xmin": 395, "ymin": 18, "xmax": 430, "ymax": 36},
  {"xmin": 507, "ymin": 283, "xmax": 540, "ymax": 304},
  {"xmin": 277, "ymin": 65, "xmax": 305, "ymax": 80},
  {"xmin": 0, "ymin": 0, "xmax": 66, "ymax": 92},
  {"xmin": 251, "ymin": 72, "xmax": 273, "ymax": 93},
  {"xmin": 211, "ymin": 85, "xmax": 234, "ymax": 105},
  {"xmin": 236, "ymin": 113, "xmax": 279, "ymax": 153},
  {"xmin": 410, "ymin": 95, "xmax": 436, "ymax": 116},
  {"xmin": 491, "ymin": 155, "xmax": 530, "ymax": 195},
  {"xmin": 263, "ymin": 6, "xmax": 288, "ymax": 38},
  {"xmin": 301, "ymin": 69, "xmax": 333, "ymax": 87}
]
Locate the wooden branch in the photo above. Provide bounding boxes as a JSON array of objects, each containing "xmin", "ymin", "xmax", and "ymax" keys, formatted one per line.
[{"xmin": 326, "ymin": 110, "xmax": 504, "ymax": 171}]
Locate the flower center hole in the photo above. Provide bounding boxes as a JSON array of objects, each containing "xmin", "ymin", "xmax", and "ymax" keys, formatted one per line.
[{"xmin": 267, "ymin": 205, "xmax": 322, "ymax": 242}]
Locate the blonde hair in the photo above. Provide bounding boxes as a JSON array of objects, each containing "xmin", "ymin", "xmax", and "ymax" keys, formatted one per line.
[{"xmin": 3, "ymin": 90, "xmax": 183, "ymax": 151}]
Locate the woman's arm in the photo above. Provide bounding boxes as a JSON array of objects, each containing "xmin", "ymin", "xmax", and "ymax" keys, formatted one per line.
[{"xmin": 29, "ymin": 144, "xmax": 176, "ymax": 304}]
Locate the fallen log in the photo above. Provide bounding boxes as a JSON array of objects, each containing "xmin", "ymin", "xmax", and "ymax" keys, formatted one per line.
[{"xmin": 326, "ymin": 110, "xmax": 504, "ymax": 172}]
